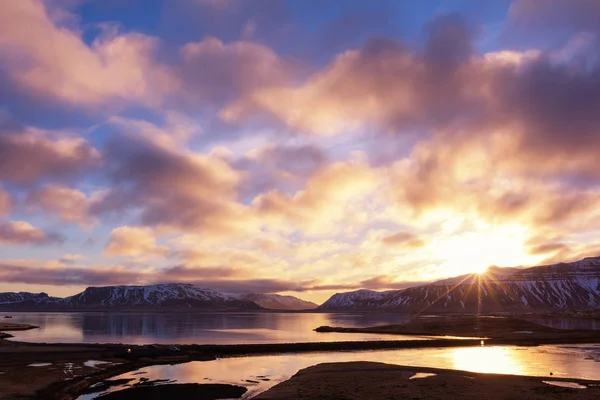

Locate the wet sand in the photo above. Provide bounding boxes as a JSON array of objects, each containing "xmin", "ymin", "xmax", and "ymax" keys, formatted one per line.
[{"xmin": 254, "ymin": 362, "xmax": 600, "ymax": 399}]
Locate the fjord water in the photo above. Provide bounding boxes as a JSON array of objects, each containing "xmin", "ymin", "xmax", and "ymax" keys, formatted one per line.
[
  {"xmin": 80, "ymin": 344, "xmax": 600, "ymax": 399},
  {"xmin": 7, "ymin": 312, "xmax": 420, "ymax": 344},
  {"xmin": 8, "ymin": 312, "xmax": 600, "ymax": 344}
]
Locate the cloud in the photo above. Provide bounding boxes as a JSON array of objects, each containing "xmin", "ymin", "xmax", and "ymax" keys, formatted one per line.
[
  {"xmin": 0, "ymin": 221, "xmax": 64, "ymax": 245},
  {"xmin": 391, "ymin": 127, "xmax": 600, "ymax": 233},
  {"xmin": 107, "ymin": 112, "xmax": 201, "ymax": 150},
  {"xmin": 0, "ymin": 262, "xmax": 144, "ymax": 286},
  {"xmin": 242, "ymin": 144, "xmax": 328, "ymax": 178},
  {"xmin": 0, "ymin": 260, "xmax": 312, "ymax": 292},
  {"xmin": 236, "ymin": 143, "xmax": 328, "ymax": 198},
  {"xmin": 0, "ymin": 120, "xmax": 100, "ymax": 185},
  {"xmin": 251, "ymin": 160, "xmax": 383, "ymax": 234},
  {"xmin": 171, "ymin": 245, "xmax": 285, "ymax": 273},
  {"xmin": 490, "ymin": 54, "xmax": 600, "ymax": 171},
  {"xmin": 528, "ymin": 242, "xmax": 570, "ymax": 255},
  {"xmin": 507, "ymin": 0, "xmax": 600, "ymax": 37},
  {"xmin": 93, "ymin": 124, "xmax": 246, "ymax": 235},
  {"xmin": 104, "ymin": 226, "xmax": 167, "ymax": 258},
  {"xmin": 381, "ymin": 232, "xmax": 425, "ymax": 248},
  {"xmin": 179, "ymin": 37, "xmax": 294, "ymax": 107},
  {"xmin": 356, "ymin": 275, "xmax": 429, "ymax": 291},
  {"xmin": 161, "ymin": 265, "xmax": 244, "ymax": 280},
  {"xmin": 222, "ymin": 15, "xmax": 479, "ymax": 135},
  {"xmin": 0, "ymin": 0, "xmax": 177, "ymax": 109},
  {"xmin": 0, "ymin": 259, "xmax": 429, "ymax": 294},
  {"xmin": 59, "ymin": 253, "xmax": 86, "ymax": 265},
  {"xmin": 219, "ymin": 10, "xmax": 600, "ymax": 191},
  {"xmin": 27, "ymin": 185, "xmax": 100, "ymax": 226},
  {"xmin": 0, "ymin": 187, "xmax": 12, "ymax": 216}
]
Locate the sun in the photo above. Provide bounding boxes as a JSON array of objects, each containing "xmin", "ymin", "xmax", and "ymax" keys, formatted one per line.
[{"xmin": 430, "ymin": 223, "xmax": 537, "ymax": 277}]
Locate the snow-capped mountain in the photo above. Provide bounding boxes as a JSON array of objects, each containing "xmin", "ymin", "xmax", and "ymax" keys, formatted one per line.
[
  {"xmin": 0, "ymin": 284, "xmax": 262, "ymax": 311},
  {"xmin": 237, "ymin": 293, "xmax": 318, "ymax": 310},
  {"xmin": 319, "ymin": 257, "xmax": 600, "ymax": 312},
  {"xmin": 61, "ymin": 284, "xmax": 261, "ymax": 310},
  {"xmin": 0, "ymin": 292, "xmax": 57, "ymax": 304}
]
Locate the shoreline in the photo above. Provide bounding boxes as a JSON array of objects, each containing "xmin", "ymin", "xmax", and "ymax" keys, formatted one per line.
[
  {"xmin": 2, "ymin": 316, "xmax": 600, "ymax": 399},
  {"xmin": 3, "ymin": 335, "xmax": 600, "ymax": 399}
]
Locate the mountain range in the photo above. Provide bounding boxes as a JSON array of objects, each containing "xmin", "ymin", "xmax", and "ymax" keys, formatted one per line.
[
  {"xmin": 0, "ymin": 284, "xmax": 316, "ymax": 311},
  {"xmin": 318, "ymin": 256, "xmax": 600, "ymax": 312},
  {"xmin": 1, "ymin": 256, "xmax": 599, "ymax": 313}
]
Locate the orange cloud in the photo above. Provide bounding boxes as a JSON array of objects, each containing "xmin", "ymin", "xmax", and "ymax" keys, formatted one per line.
[
  {"xmin": 27, "ymin": 185, "xmax": 100, "ymax": 227},
  {"xmin": 251, "ymin": 160, "xmax": 383, "ymax": 234},
  {"xmin": 222, "ymin": 16, "xmax": 478, "ymax": 135},
  {"xmin": 104, "ymin": 226, "xmax": 167, "ymax": 258},
  {"xmin": 0, "ymin": 0, "xmax": 177, "ymax": 108},
  {"xmin": 221, "ymin": 39, "xmax": 419, "ymax": 135},
  {"xmin": 528, "ymin": 242, "xmax": 570, "ymax": 256},
  {"xmin": 0, "ymin": 123, "xmax": 100, "ymax": 184},
  {"xmin": 381, "ymin": 232, "xmax": 426, "ymax": 248}
]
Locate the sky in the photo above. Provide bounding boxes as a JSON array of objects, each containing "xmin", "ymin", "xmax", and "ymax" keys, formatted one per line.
[{"xmin": 1, "ymin": 0, "xmax": 600, "ymax": 303}]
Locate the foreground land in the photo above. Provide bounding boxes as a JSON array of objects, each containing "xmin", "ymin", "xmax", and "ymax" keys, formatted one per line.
[
  {"xmin": 315, "ymin": 316, "xmax": 600, "ymax": 342},
  {"xmin": 254, "ymin": 362, "xmax": 600, "ymax": 399},
  {"xmin": 1, "ymin": 316, "xmax": 600, "ymax": 399}
]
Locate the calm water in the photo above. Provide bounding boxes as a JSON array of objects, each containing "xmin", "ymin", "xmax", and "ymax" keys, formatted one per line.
[
  {"xmin": 7, "ymin": 312, "xmax": 600, "ymax": 344},
  {"xmin": 79, "ymin": 344, "xmax": 600, "ymax": 399},
  {"xmin": 7, "ymin": 312, "xmax": 422, "ymax": 344}
]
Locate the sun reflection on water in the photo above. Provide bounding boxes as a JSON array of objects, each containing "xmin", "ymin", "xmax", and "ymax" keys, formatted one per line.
[{"xmin": 450, "ymin": 346, "xmax": 525, "ymax": 375}]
